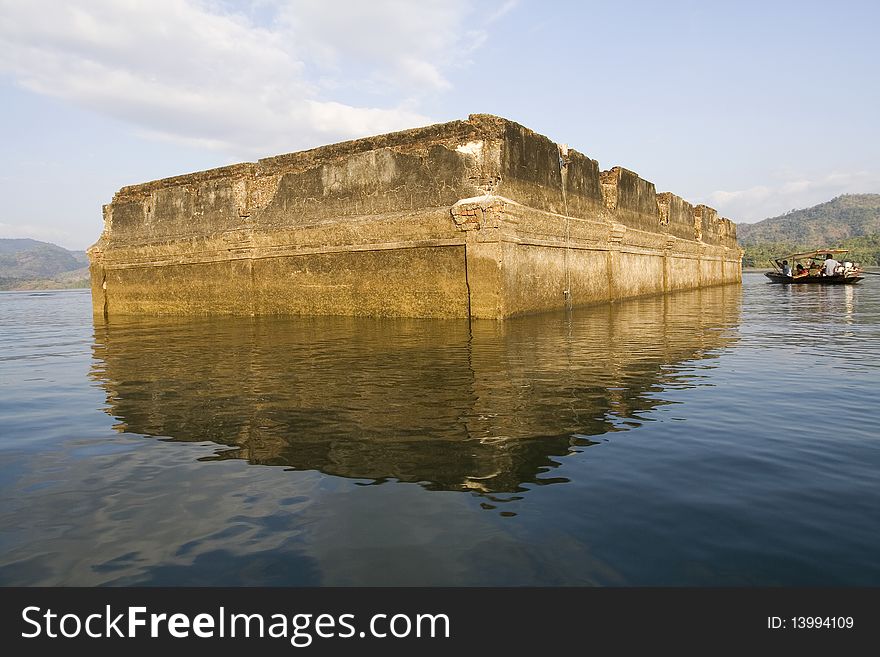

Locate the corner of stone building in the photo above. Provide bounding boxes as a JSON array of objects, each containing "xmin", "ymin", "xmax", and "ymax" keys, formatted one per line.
[{"xmin": 450, "ymin": 194, "xmax": 507, "ymax": 319}]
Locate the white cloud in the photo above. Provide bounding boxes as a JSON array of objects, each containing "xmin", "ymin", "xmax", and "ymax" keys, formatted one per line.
[
  {"xmin": 0, "ymin": 0, "xmax": 508, "ymax": 158},
  {"xmin": 708, "ymin": 171, "xmax": 880, "ymax": 222},
  {"xmin": 487, "ymin": 0, "xmax": 520, "ymax": 23},
  {"xmin": 274, "ymin": 0, "xmax": 492, "ymax": 96}
]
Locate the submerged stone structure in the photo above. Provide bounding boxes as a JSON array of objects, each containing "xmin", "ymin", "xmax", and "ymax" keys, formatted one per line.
[{"xmin": 88, "ymin": 114, "xmax": 741, "ymax": 318}]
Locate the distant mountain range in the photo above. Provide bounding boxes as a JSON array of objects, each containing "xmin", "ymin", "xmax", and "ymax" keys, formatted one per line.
[
  {"xmin": 0, "ymin": 238, "xmax": 90, "ymax": 290},
  {"xmin": 738, "ymin": 194, "xmax": 880, "ymax": 267}
]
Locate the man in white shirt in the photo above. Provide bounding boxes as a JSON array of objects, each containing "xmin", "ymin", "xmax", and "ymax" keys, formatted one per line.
[{"xmin": 824, "ymin": 255, "xmax": 840, "ymax": 276}]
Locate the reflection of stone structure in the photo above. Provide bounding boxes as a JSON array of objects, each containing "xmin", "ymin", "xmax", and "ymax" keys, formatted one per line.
[
  {"xmin": 89, "ymin": 115, "xmax": 741, "ymax": 319},
  {"xmin": 91, "ymin": 284, "xmax": 740, "ymax": 494}
]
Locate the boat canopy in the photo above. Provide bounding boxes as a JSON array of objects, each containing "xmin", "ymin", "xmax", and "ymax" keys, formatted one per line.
[{"xmin": 775, "ymin": 248, "xmax": 850, "ymax": 261}]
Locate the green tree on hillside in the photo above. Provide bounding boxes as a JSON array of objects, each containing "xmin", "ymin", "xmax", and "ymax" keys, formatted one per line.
[{"xmin": 738, "ymin": 194, "xmax": 880, "ymax": 267}]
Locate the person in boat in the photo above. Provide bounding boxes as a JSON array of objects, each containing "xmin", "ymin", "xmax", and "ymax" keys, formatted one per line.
[
  {"xmin": 781, "ymin": 260, "xmax": 792, "ymax": 277},
  {"xmin": 823, "ymin": 254, "xmax": 841, "ymax": 276},
  {"xmin": 794, "ymin": 263, "xmax": 808, "ymax": 278}
]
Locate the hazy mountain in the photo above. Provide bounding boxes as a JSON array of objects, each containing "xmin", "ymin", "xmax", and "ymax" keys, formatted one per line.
[
  {"xmin": 738, "ymin": 194, "xmax": 880, "ymax": 245},
  {"xmin": 0, "ymin": 238, "xmax": 90, "ymax": 290}
]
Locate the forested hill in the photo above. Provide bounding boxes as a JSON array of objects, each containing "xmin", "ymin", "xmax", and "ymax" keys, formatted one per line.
[
  {"xmin": 0, "ymin": 238, "xmax": 89, "ymax": 290},
  {"xmin": 738, "ymin": 194, "xmax": 880, "ymax": 267}
]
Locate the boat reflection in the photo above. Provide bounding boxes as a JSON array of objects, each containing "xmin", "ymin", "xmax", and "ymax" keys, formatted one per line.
[{"xmin": 90, "ymin": 284, "xmax": 741, "ymax": 495}]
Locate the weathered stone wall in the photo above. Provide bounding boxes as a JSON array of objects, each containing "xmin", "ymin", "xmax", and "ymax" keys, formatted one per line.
[
  {"xmin": 89, "ymin": 114, "xmax": 741, "ymax": 319},
  {"xmin": 599, "ymin": 167, "xmax": 659, "ymax": 232},
  {"xmin": 656, "ymin": 192, "xmax": 695, "ymax": 240}
]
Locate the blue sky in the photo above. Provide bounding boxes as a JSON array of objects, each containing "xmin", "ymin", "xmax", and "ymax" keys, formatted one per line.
[{"xmin": 1, "ymin": 0, "xmax": 878, "ymax": 250}]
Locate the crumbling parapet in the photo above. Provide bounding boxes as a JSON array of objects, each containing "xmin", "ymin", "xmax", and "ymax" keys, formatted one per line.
[{"xmin": 656, "ymin": 192, "xmax": 695, "ymax": 241}]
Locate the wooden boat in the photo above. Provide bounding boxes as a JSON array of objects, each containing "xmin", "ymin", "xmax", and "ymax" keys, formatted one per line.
[{"xmin": 765, "ymin": 249, "xmax": 864, "ymax": 284}]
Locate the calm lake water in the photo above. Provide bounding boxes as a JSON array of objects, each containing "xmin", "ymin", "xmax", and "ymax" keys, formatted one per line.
[{"xmin": 1, "ymin": 273, "xmax": 878, "ymax": 586}]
